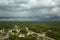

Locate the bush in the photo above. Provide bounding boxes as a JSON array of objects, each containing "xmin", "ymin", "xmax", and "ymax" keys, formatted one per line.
[{"xmin": 7, "ymin": 35, "xmax": 20, "ymax": 40}]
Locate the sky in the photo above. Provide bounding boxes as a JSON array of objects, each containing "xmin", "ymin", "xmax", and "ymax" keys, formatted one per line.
[{"xmin": 0, "ymin": 0, "xmax": 60, "ymax": 21}]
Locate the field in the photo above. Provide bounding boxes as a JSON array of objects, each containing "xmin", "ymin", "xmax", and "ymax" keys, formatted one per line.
[{"xmin": 0, "ymin": 22, "xmax": 60, "ymax": 40}]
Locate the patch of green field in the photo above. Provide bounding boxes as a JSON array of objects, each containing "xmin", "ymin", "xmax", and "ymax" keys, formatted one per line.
[{"xmin": 0, "ymin": 22, "xmax": 60, "ymax": 40}]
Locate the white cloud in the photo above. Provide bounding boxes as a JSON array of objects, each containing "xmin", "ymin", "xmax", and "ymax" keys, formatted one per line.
[
  {"xmin": 52, "ymin": 7, "xmax": 60, "ymax": 16},
  {"xmin": 0, "ymin": 0, "xmax": 60, "ymax": 21}
]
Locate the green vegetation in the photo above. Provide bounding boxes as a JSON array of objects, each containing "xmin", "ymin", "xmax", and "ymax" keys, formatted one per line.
[
  {"xmin": 0, "ymin": 22, "xmax": 60, "ymax": 40},
  {"xmin": 6, "ymin": 34, "xmax": 36, "ymax": 40},
  {"xmin": 6, "ymin": 35, "xmax": 20, "ymax": 40}
]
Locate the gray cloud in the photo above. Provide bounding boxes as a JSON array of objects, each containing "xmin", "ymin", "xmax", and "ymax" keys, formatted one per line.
[{"xmin": 0, "ymin": 0, "xmax": 60, "ymax": 21}]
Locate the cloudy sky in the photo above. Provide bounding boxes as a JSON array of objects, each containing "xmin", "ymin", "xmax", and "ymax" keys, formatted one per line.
[{"xmin": 0, "ymin": 0, "xmax": 60, "ymax": 21}]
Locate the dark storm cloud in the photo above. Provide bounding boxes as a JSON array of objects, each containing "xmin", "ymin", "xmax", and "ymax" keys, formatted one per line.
[{"xmin": 0, "ymin": 0, "xmax": 60, "ymax": 21}]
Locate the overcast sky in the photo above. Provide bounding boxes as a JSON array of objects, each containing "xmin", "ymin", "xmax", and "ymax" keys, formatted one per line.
[{"xmin": 0, "ymin": 0, "xmax": 60, "ymax": 21}]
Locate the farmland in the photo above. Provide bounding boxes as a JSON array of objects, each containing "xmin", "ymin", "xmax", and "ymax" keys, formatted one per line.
[{"xmin": 0, "ymin": 22, "xmax": 60, "ymax": 40}]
